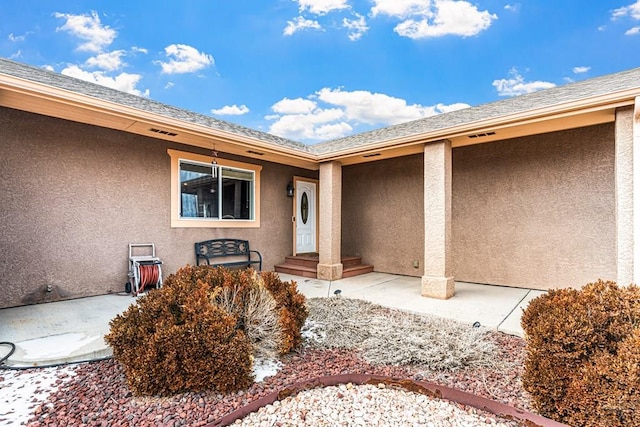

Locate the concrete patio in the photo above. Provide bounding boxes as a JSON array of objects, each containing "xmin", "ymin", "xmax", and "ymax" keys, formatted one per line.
[{"xmin": 0, "ymin": 272, "xmax": 544, "ymax": 367}]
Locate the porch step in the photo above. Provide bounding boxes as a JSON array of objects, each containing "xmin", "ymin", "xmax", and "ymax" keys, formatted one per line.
[{"xmin": 274, "ymin": 255, "xmax": 373, "ymax": 279}]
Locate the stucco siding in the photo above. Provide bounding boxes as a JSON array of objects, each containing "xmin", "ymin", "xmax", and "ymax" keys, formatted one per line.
[
  {"xmin": 342, "ymin": 155, "xmax": 425, "ymax": 276},
  {"xmin": 452, "ymin": 123, "xmax": 617, "ymax": 289},
  {"xmin": 0, "ymin": 107, "xmax": 314, "ymax": 308}
]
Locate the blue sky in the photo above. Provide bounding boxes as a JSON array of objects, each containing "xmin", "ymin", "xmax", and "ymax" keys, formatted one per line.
[{"xmin": 1, "ymin": 1, "xmax": 639, "ymax": 144}]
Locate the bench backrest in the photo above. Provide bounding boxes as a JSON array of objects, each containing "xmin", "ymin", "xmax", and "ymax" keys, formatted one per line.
[{"xmin": 195, "ymin": 239, "xmax": 250, "ymax": 258}]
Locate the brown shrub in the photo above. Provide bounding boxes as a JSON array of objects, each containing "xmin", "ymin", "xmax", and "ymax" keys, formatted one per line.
[
  {"xmin": 521, "ymin": 279, "xmax": 640, "ymax": 426},
  {"xmin": 105, "ymin": 270, "xmax": 253, "ymax": 396},
  {"xmin": 106, "ymin": 265, "xmax": 308, "ymax": 396},
  {"xmin": 260, "ymin": 271, "xmax": 309, "ymax": 354}
]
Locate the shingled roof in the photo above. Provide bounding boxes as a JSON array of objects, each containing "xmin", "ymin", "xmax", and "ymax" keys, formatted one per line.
[
  {"xmin": 1, "ymin": 57, "xmax": 639, "ymax": 157},
  {"xmin": 0, "ymin": 57, "xmax": 309, "ymax": 153},
  {"xmin": 310, "ymin": 66, "xmax": 640, "ymax": 155}
]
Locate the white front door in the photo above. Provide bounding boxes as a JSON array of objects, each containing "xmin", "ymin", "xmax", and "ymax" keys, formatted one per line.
[{"xmin": 294, "ymin": 177, "xmax": 317, "ymax": 255}]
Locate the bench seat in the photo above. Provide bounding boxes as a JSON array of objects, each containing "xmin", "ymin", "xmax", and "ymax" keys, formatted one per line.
[{"xmin": 195, "ymin": 239, "xmax": 262, "ymax": 271}]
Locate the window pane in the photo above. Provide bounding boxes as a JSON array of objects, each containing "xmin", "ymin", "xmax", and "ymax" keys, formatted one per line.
[
  {"xmin": 221, "ymin": 168, "xmax": 253, "ymax": 220},
  {"xmin": 180, "ymin": 162, "xmax": 218, "ymax": 218}
]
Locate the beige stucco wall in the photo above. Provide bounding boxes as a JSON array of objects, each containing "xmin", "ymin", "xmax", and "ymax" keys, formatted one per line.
[
  {"xmin": 342, "ymin": 154, "xmax": 425, "ymax": 276},
  {"xmin": 342, "ymin": 124, "xmax": 616, "ymax": 290},
  {"xmin": 452, "ymin": 123, "xmax": 617, "ymax": 289},
  {"xmin": 0, "ymin": 107, "xmax": 316, "ymax": 308}
]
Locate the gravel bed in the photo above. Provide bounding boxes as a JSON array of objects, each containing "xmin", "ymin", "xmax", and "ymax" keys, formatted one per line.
[
  {"xmin": 235, "ymin": 383, "xmax": 519, "ymax": 427},
  {"xmin": 2, "ymin": 297, "xmax": 535, "ymax": 426},
  {"xmin": 5, "ymin": 330, "xmax": 531, "ymax": 426}
]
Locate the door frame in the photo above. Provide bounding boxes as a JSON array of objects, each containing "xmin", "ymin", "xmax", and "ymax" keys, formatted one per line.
[{"xmin": 292, "ymin": 176, "xmax": 320, "ymax": 256}]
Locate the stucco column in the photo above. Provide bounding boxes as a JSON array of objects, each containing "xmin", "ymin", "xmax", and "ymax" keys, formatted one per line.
[
  {"xmin": 317, "ymin": 161, "xmax": 343, "ymax": 280},
  {"xmin": 422, "ymin": 140, "xmax": 455, "ymax": 299},
  {"xmin": 616, "ymin": 105, "xmax": 635, "ymax": 286}
]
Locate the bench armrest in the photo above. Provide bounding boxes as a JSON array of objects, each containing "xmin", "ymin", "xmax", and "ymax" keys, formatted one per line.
[{"xmin": 249, "ymin": 250, "xmax": 262, "ymax": 271}]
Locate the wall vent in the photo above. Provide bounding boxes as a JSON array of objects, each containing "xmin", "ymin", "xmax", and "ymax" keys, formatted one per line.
[
  {"xmin": 149, "ymin": 128, "xmax": 178, "ymax": 137},
  {"xmin": 467, "ymin": 131, "xmax": 496, "ymax": 139}
]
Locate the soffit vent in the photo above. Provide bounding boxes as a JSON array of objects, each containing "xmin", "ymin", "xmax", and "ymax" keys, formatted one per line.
[
  {"xmin": 247, "ymin": 150, "xmax": 265, "ymax": 156},
  {"xmin": 363, "ymin": 153, "xmax": 381, "ymax": 158},
  {"xmin": 467, "ymin": 131, "xmax": 496, "ymax": 139},
  {"xmin": 149, "ymin": 127, "xmax": 178, "ymax": 137}
]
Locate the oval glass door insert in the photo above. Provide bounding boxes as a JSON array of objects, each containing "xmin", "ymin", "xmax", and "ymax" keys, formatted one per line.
[{"xmin": 301, "ymin": 192, "xmax": 309, "ymax": 224}]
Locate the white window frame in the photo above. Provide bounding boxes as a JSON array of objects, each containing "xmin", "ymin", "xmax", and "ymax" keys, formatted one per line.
[{"xmin": 168, "ymin": 149, "xmax": 261, "ymax": 228}]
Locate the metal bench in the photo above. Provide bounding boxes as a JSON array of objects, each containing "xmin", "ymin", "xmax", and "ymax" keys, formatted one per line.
[{"xmin": 194, "ymin": 238, "xmax": 262, "ymax": 271}]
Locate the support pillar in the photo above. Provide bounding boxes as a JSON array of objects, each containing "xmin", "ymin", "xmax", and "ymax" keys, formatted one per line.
[
  {"xmin": 616, "ymin": 104, "xmax": 635, "ymax": 286},
  {"xmin": 317, "ymin": 161, "xmax": 343, "ymax": 280},
  {"xmin": 422, "ymin": 140, "xmax": 455, "ymax": 299}
]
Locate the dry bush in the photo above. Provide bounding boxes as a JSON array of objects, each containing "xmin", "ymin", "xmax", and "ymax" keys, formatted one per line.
[
  {"xmin": 260, "ymin": 271, "xmax": 309, "ymax": 354},
  {"xmin": 106, "ymin": 265, "xmax": 308, "ymax": 396},
  {"xmin": 303, "ymin": 297, "xmax": 500, "ymax": 372},
  {"xmin": 214, "ymin": 281, "xmax": 280, "ymax": 359},
  {"xmin": 521, "ymin": 279, "xmax": 640, "ymax": 426},
  {"xmin": 105, "ymin": 272, "xmax": 253, "ymax": 396}
]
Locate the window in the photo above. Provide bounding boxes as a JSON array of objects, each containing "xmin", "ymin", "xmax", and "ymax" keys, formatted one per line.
[{"xmin": 168, "ymin": 149, "xmax": 261, "ymax": 228}]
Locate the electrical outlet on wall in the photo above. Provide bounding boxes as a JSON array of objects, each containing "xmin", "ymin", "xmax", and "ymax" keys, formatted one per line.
[{"xmin": 413, "ymin": 260, "xmax": 419, "ymax": 268}]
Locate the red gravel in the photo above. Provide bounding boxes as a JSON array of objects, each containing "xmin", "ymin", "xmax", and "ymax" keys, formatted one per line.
[{"xmin": 26, "ymin": 332, "xmax": 531, "ymax": 426}]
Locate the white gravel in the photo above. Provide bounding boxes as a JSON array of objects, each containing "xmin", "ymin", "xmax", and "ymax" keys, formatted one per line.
[{"xmin": 234, "ymin": 383, "xmax": 520, "ymax": 426}]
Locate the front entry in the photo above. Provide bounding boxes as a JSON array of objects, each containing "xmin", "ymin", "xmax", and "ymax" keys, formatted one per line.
[{"xmin": 293, "ymin": 177, "xmax": 318, "ymax": 255}]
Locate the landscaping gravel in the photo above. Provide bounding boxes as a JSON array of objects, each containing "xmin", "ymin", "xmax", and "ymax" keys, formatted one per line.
[{"xmin": 2, "ymin": 299, "xmax": 533, "ymax": 426}]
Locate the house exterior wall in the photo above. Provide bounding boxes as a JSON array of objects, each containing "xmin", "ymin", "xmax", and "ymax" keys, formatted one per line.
[
  {"xmin": 0, "ymin": 107, "xmax": 315, "ymax": 308},
  {"xmin": 342, "ymin": 124, "xmax": 616, "ymax": 291},
  {"xmin": 342, "ymin": 154, "xmax": 425, "ymax": 276},
  {"xmin": 452, "ymin": 123, "xmax": 617, "ymax": 289}
]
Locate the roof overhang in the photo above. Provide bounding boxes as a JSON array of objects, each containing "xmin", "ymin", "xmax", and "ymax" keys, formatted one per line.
[
  {"xmin": 320, "ymin": 90, "xmax": 638, "ymax": 166},
  {"xmin": 1, "ymin": 71, "xmax": 637, "ymax": 169},
  {"xmin": 0, "ymin": 73, "xmax": 320, "ymax": 170}
]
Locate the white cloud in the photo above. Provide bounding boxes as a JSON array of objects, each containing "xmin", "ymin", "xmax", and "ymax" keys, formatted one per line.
[
  {"xmin": 504, "ymin": 4, "xmax": 520, "ymax": 12},
  {"xmin": 343, "ymin": 14, "xmax": 369, "ymax": 41},
  {"xmin": 295, "ymin": 0, "xmax": 350, "ymax": 15},
  {"xmin": 317, "ymin": 87, "xmax": 468, "ymax": 124},
  {"xmin": 132, "ymin": 46, "xmax": 148, "ymax": 54},
  {"xmin": 8, "ymin": 33, "xmax": 27, "ymax": 42},
  {"xmin": 370, "ymin": 0, "xmax": 432, "ymax": 18},
  {"xmin": 61, "ymin": 64, "xmax": 149, "ymax": 97},
  {"xmin": 371, "ymin": 0, "xmax": 497, "ymax": 39},
  {"xmin": 54, "ymin": 11, "xmax": 116, "ymax": 52},
  {"xmin": 268, "ymin": 107, "xmax": 349, "ymax": 140},
  {"xmin": 612, "ymin": 0, "xmax": 640, "ymax": 20},
  {"xmin": 272, "ymin": 97, "xmax": 317, "ymax": 114},
  {"xmin": 211, "ymin": 104, "xmax": 250, "ymax": 115},
  {"xmin": 612, "ymin": 1, "xmax": 640, "ymax": 34},
  {"xmin": 85, "ymin": 50, "xmax": 125, "ymax": 71},
  {"xmin": 267, "ymin": 88, "xmax": 469, "ymax": 141},
  {"xmin": 164, "ymin": 82, "xmax": 175, "ymax": 89},
  {"xmin": 626, "ymin": 25, "xmax": 640, "ymax": 34},
  {"xmin": 572, "ymin": 66, "xmax": 591, "ymax": 74},
  {"xmin": 492, "ymin": 68, "xmax": 556, "ymax": 97},
  {"xmin": 43, "ymin": 65, "xmax": 55, "ymax": 72},
  {"xmin": 157, "ymin": 44, "xmax": 213, "ymax": 74},
  {"xmin": 284, "ymin": 16, "xmax": 323, "ymax": 36}
]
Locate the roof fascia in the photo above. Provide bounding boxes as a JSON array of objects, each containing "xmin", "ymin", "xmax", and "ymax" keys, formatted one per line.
[{"xmin": 0, "ymin": 73, "xmax": 321, "ymax": 168}]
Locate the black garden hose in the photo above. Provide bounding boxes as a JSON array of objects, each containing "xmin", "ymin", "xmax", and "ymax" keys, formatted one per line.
[
  {"xmin": 0, "ymin": 341, "xmax": 113, "ymax": 370},
  {"xmin": 0, "ymin": 341, "xmax": 16, "ymax": 365}
]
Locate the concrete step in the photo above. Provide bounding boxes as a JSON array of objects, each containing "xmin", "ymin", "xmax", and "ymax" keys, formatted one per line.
[{"xmin": 343, "ymin": 264, "xmax": 375, "ymax": 278}]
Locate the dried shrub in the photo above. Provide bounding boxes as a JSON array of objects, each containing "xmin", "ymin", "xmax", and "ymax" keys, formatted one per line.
[
  {"xmin": 105, "ymin": 271, "xmax": 253, "ymax": 396},
  {"xmin": 520, "ymin": 279, "xmax": 640, "ymax": 426},
  {"xmin": 107, "ymin": 265, "xmax": 308, "ymax": 396},
  {"xmin": 304, "ymin": 297, "xmax": 500, "ymax": 372},
  {"xmin": 260, "ymin": 271, "xmax": 309, "ymax": 354},
  {"xmin": 564, "ymin": 329, "xmax": 640, "ymax": 427},
  {"xmin": 214, "ymin": 279, "xmax": 280, "ymax": 359}
]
